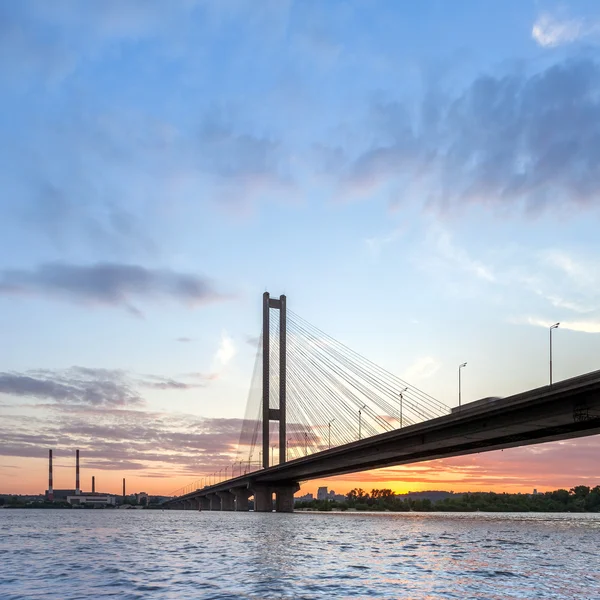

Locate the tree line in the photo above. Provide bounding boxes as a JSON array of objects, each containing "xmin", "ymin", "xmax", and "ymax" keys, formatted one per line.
[{"xmin": 294, "ymin": 485, "xmax": 600, "ymax": 512}]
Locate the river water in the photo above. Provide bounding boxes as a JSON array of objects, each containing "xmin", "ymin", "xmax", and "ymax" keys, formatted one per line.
[{"xmin": 1, "ymin": 510, "xmax": 599, "ymax": 599}]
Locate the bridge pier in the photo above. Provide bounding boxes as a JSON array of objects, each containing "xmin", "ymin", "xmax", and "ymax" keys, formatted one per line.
[
  {"xmin": 189, "ymin": 497, "xmax": 200, "ymax": 511},
  {"xmin": 217, "ymin": 491, "xmax": 235, "ymax": 511},
  {"xmin": 232, "ymin": 488, "xmax": 251, "ymax": 511},
  {"xmin": 199, "ymin": 497, "xmax": 211, "ymax": 510},
  {"xmin": 207, "ymin": 493, "xmax": 221, "ymax": 511},
  {"xmin": 252, "ymin": 485, "xmax": 273, "ymax": 512},
  {"xmin": 274, "ymin": 483, "xmax": 300, "ymax": 513}
]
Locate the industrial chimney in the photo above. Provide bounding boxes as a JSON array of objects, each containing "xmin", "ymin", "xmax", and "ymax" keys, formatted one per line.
[
  {"xmin": 75, "ymin": 449, "xmax": 80, "ymax": 495},
  {"xmin": 92, "ymin": 476, "xmax": 95, "ymax": 494},
  {"xmin": 48, "ymin": 449, "xmax": 54, "ymax": 502},
  {"xmin": 122, "ymin": 478, "xmax": 126, "ymax": 498}
]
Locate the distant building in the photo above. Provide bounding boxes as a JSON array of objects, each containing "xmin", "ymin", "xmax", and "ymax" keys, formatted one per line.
[
  {"xmin": 294, "ymin": 493, "xmax": 314, "ymax": 503},
  {"xmin": 46, "ymin": 489, "xmax": 75, "ymax": 501},
  {"xmin": 67, "ymin": 493, "xmax": 116, "ymax": 506},
  {"xmin": 135, "ymin": 492, "xmax": 148, "ymax": 505},
  {"xmin": 533, "ymin": 489, "xmax": 538, "ymax": 495},
  {"xmin": 317, "ymin": 486, "xmax": 328, "ymax": 500}
]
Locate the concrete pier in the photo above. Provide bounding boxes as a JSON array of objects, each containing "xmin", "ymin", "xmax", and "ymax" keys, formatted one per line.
[
  {"xmin": 217, "ymin": 491, "xmax": 235, "ymax": 511},
  {"xmin": 252, "ymin": 486, "xmax": 273, "ymax": 512},
  {"xmin": 274, "ymin": 484, "xmax": 299, "ymax": 513},
  {"xmin": 199, "ymin": 497, "xmax": 211, "ymax": 510},
  {"xmin": 208, "ymin": 493, "xmax": 221, "ymax": 511},
  {"xmin": 232, "ymin": 489, "xmax": 251, "ymax": 511}
]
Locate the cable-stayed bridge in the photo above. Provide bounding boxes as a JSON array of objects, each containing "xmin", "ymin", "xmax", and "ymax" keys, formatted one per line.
[{"xmin": 163, "ymin": 293, "xmax": 600, "ymax": 512}]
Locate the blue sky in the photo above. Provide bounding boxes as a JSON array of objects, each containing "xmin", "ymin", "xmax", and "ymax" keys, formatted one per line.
[{"xmin": 1, "ymin": 0, "xmax": 600, "ymax": 495}]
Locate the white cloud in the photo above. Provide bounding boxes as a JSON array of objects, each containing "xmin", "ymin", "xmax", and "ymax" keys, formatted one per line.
[
  {"xmin": 364, "ymin": 227, "xmax": 403, "ymax": 258},
  {"xmin": 433, "ymin": 227, "xmax": 496, "ymax": 283},
  {"xmin": 403, "ymin": 356, "xmax": 441, "ymax": 382},
  {"xmin": 509, "ymin": 316, "xmax": 600, "ymax": 334},
  {"xmin": 532, "ymin": 12, "xmax": 600, "ymax": 47},
  {"xmin": 213, "ymin": 331, "xmax": 237, "ymax": 369},
  {"xmin": 541, "ymin": 249, "xmax": 598, "ymax": 287}
]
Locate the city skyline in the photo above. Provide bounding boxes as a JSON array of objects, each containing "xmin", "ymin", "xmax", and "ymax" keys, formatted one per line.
[{"xmin": 2, "ymin": 0, "xmax": 600, "ymax": 497}]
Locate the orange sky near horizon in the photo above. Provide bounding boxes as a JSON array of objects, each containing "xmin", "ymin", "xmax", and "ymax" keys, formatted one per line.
[{"xmin": 3, "ymin": 435, "xmax": 599, "ymax": 498}]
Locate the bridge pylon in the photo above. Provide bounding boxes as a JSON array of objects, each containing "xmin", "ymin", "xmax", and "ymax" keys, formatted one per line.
[{"xmin": 262, "ymin": 291, "xmax": 286, "ymax": 468}]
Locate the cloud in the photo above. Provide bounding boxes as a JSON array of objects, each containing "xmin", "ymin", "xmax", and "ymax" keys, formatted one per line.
[
  {"xmin": 403, "ymin": 357, "xmax": 441, "ymax": 382},
  {"xmin": 0, "ymin": 366, "xmax": 217, "ymax": 408},
  {"xmin": 541, "ymin": 250, "xmax": 598, "ymax": 288},
  {"xmin": 4, "ymin": 107, "xmax": 293, "ymax": 257},
  {"xmin": 176, "ymin": 337, "xmax": 192, "ymax": 343},
  {"xmin": 532, "ymin": 12, "xmax": 600, "ymax": 47},
  {"xmin": 431, "ymin": 227, "xmax": 496, "ymax": 282},
  {"xmin": 0, "ymin": 409, "xmax": 245, "ymax": 475},
  {"xmin": 512, "ymin": 316, "xmax": 600, "ymax": 334},
  {"xmin": 364, "ymin": 228, "xmax": 403, "ymax": 258},
  {"xmin": 140, "ymin": 376, "xmax": 206, "ymax": 390},
  {"xmin": 213, "ymin": 331, "xmax": 237, "ymax": 369},
  {"xmin": 0, "ymin": 262, "xmax": 229, "ymax": 313},
  {"xmin": 0, "ymin": 368, "xmax": 142, "ymax": 407},
  {"xmin": 340, "ymin": 58, "xmax": 600, "ymax": 215}
]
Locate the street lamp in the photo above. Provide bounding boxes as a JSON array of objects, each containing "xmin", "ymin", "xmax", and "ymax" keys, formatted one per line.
[
  {"xmin": 359, "ymin": 404, "xmax": 366, "ymax": 440},
  {"xmin": 550, "ymin": 322, "xmax": 560, "ymax": 385},
  {"xmin": 458, "ymin": 363, "xmax": 467, "ymax": 408},
  {"xmin": 328, "ymin": 419, "xmax": 335, "ymax": 449},
  {"xmin": 399, "ymin": 387, "xmax": 407, "ymax": 428},
  {"xmin": 304, "ymin": 432, "xmax": 308, "ymax": 456}
]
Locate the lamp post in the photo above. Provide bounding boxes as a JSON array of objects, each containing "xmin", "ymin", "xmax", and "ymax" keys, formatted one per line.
[
  {"xmin": 359, "ymin": 404, "xmax": 366, "ymax": 440},
  {"xmin": 328, "ymin": 419, "xmax": 335, "ymax": 449},
  {"xmin": 550, "ymin": 322, "xmax": 560, "ymax": 385},
  {"xmin": 458, "ymin": 362, "xmax": 467, "ymax": 408},
  {"xmin": 399, "ymin": 387, "xmax": 407, "ymax": 428},
  {"xmin": 304, "ymin": 432, "xmax": 308, "ymax": 456}
]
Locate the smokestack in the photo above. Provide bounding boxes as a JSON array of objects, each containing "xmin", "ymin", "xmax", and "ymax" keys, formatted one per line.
[
  {"xmin": 75, "ymin": 449, "xmax": 80, "ymax": 495},
  {"xmin": 92, "ymin": 476, "xmax": 95, "ymax": 494},
  {"xmin": 123, "ymin": 478, "xmax": 126, "ymax": 498},
  {"xmin": 48, "ymin": 449, "xmax": 54, "ymax": 502}
]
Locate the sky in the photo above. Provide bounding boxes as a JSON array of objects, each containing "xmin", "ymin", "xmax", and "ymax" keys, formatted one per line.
[{"xmin": 1, "ymin": 0, "xmax": 600, "ymax": 498}]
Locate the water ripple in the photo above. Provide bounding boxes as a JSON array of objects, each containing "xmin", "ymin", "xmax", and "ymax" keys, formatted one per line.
[{"xmin": 1, "ymin": 510, "xmax": 599, "ymax": 598}]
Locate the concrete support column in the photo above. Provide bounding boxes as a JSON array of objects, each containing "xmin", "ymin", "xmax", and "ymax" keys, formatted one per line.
[
  {"xmin": 183, "ymin": 500, "xmax": 191, "ymax": 510},
  {"xmin": 208, "ymin": 493, "xmax": 221, "ymax": 511},
  {"xmin": 217, "ymin": 491, "xmax": 235, "ymax": 511},
  {"xmin": 189, "ymin": 497, "xmax": 200, "ymax": 511},
  {"xmin": 199, "ymin": 497, "xmax": 211, "ymax": 510},
  {"xmin": 231, "ymin": 488, "xmax": 251, "ymax": 511},
  {"xmin": 252, "ymin": 485, "xmax": 273, "ymax": 512},
  {"xmin": 274, "ymin": 483, "xmax": 299, "ymax": 513}
]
